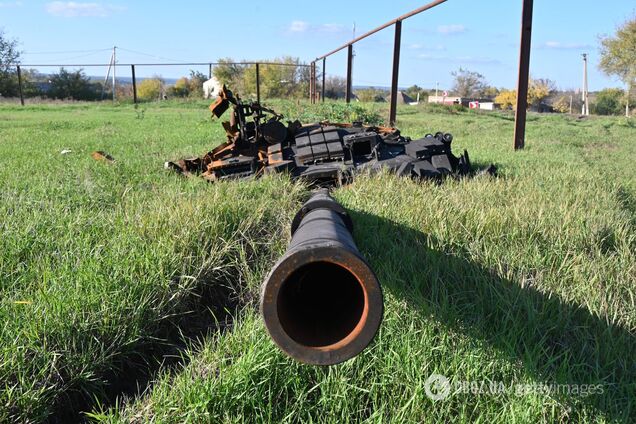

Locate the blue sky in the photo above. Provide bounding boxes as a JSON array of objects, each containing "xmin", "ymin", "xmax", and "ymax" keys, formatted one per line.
[{"xmin": 1, "ymin": 0, "xmax": 634, "ymax": 91}]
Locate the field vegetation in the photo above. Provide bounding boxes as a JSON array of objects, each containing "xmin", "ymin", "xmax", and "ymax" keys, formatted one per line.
[{"xmin": 0, "ymin": 99, "xmax": 635, "ymax": 422}]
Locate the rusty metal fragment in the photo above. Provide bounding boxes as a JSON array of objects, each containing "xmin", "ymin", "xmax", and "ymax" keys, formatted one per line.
[
  {"xmin": 91, "ymin": 151, "xmax": 115, "ymax": 162},
  {"xmin": 165, "ymin": 85, "xmax": 492, "ymax": 186}
]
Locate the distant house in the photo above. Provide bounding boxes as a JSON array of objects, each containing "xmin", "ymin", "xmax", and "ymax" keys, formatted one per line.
[
  {"xmin": 203, "ymin": 77, "xmax": 222, "ymax": 99},
  {"xmin": 469, "ymin": 101, "xmax": 499, "ymax": 111},
  {"xmin": 386, "ymin": 91, "xmax": 415, "ymax": 105},
  {"xmin": 428, "ymin": 95, "xmax": 462, "ymax": 105},
  {"xmin": 429, "ymin": 95, "xmax": 500, "ymax": 110}
]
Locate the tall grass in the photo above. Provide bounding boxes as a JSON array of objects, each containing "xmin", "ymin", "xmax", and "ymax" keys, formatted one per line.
[{"xmin": 1, "ymin": 101, "xmax": 635, "ymax": 422}]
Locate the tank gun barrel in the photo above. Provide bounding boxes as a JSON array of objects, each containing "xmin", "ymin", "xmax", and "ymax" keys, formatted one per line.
[{"xmin": 260, "ymin": 190, "xmax": 383, "ymax": 365}]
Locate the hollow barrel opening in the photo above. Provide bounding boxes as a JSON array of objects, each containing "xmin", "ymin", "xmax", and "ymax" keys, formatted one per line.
[{"xmin": 276, "ymin": 261, "xmax": 366, "ymax": 348}]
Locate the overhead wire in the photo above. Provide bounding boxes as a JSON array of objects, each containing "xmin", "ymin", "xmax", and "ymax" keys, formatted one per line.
[{"xmin": 116, "ymin": 47, "xmax": 184, "ymax": 63}]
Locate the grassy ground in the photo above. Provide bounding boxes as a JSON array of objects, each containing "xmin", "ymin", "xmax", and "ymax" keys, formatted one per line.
[{"xmin": 1, "ymin": 99, "xmax": 635, "ymax": 423}]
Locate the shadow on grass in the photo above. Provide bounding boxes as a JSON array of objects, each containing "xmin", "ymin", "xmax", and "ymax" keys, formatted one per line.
[
  {"xmin": 349, "ymin": 209, "xmax": 635, "ymax": 422},
  {"xmin": 49, "ymin": 268, "xmax": 245, "ymax": 424}
]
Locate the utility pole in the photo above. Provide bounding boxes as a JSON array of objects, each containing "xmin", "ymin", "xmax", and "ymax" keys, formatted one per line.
[
  {"xmin": 435, "ymin": 81, "xmax": 439, "ymax": 97},
  {"xmin": 112, "ymin": 46, "xmax": 117, "ymax": 101},
  {"xmin": 102, "ymin": 50, "xmax": 114, "ymax": 100},
  {"xmin": 582, "ymin": 53, "xmax": 589, "ymax": 116}
]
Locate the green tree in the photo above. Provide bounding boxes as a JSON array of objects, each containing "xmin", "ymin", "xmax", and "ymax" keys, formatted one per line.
[
  {"xmin": 241, "ymin": 56, "xmax": 308, "ymax": 100},
  {"xmin": 213, "ymin": 58, "xmax": 247, "ymax": 93},
  {"xmin": 592, "ymin": 88, "xmax": 625, "ymax": 115},
  {"xmin": 324, "ymin": 76, "xmax": 346, "ymax": 99},
  {"xmin": 48, "ymin": 68, "xmax": 100, "ymax": 100},
  {"xmin": 170, "ymin": 77, "xmax": 190, "ymax": 97},
  {"xmin": 451, "ymin": 68, "xmax": 487, "ymax": 98},
  {"xmin": 483, "ymin": 86, "xmax": 500, "ymax": 99},
  {"xmin": 187, "ymin": 70, "xmax": 206, "ymax": 98},
  {"xmin": 404, "ymin": 84, "xmax": 427, "ymax": 101},
  {"xmin": 528, "ymin": 78, "xmax": 556, "ymax": 108},
  {"xmin": 0, "ymin": 29, "xmax": 21, "ymax": 97},
  {"xmin": 599, "ymin": 17, "xmax": 636, "ymax": 116},
  {"xmin": 493, "ymin": 79, "xmax": 556, "ymax": 110},
  {"xmin": 137, "ymin": 77, "xmax": 164, "ymax": 101}
]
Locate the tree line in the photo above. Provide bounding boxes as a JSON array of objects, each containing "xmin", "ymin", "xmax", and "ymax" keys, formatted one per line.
[{"xmin": 1, "ymin": 15, "xmax": 633, "ymax": 113}]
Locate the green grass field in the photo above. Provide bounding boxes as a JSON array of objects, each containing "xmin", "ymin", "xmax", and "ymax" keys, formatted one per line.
[{"xmin": 1, "ymin": 100, "xmax": 635, "ymax": 423}]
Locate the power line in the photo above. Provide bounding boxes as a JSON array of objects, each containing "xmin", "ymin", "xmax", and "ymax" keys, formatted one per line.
[
  {"xmin": 23, "ymin": 48, "xmax": 111, "ymax": 55},
  {"xmin": 116, "ymin": 47, "xmax": 184, "ymax": 63},
  {"xmin": 50, "ymin": 50, "xmax": 112, "ymax": 62}
]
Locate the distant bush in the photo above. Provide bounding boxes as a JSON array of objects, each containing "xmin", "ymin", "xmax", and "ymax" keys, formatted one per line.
[
  {"xmin": 137, "ymin": 77, "xmax": 164, "ymax": 101},
  {"xmin": 495, "ymin": 89, "xmax": 516, "ymax": 110},
  {"xmin": 592, "ymin": 88, "xmax": 625, "ymax": 115},
  {"xmin": 424, "ymin": 102, "xmax": 466, "ymax": 115},
  {"xmin": 166, "ymin": 71, "xmax": 207, "ymax": 99},
  {"xmin": 553, "ymin": 96, "xmax": 571, "ymax": 114},
  {"xmin": 48, "ymin": 68, "xmax": 101, "ymax": 100},
  {"xmin": 356, "ymin": 88, "xmax": 387, "ymax": 103},
  {"xmin": 495, "ymin": 79, "xmax": 556, "ymax": 110},
  {"xmin": 170, "ymin": 77, "xmax": 190, "ymax": 97},
  {"xmin": 275, "ymin": 101, "xmax": 384, "ymax": 125}
]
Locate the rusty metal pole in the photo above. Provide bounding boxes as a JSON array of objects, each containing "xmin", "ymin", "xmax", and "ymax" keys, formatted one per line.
[
  {"xmin": 256, "ymin": 63, "xmax": 261, "ymax": 104},
  {"xmin": 16, "ymin": 65, "xmax": 24, "ymax": 106},
  {"xmin": 389, "ymin": 20, "xmax": 402, "ymax": 126},
  {"xmin": 346, "ymin": 45, "xmax": 353, "ymax": 103},
  {"xmin": 131, "ymin": 65, "xmax": 137, "ymax": 104},
  {"xmin": 322, "ymin": 58, "xmax": 326, "ymax": 102},
  {"xmin": 313, "ymin": 62, "xmax": 318, "ymax": 103},
  {"xmin": 513, "ymin": 0, "xmax": 534, "ymax": 150},
  {"xmin": 310, "ymin": 62, "xmax": 316, "ymax": 103}
]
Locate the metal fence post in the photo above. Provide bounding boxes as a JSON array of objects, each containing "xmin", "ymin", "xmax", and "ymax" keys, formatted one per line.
[
  {"xmin": 514, "ymin": 0, "xmax": 534, "ymax": 150},
  {"xmin": 322, "ymin": 58, "xmax": 326, "ymax": 102},
  {"xmin": 131, "ymin": 65, "xmax": 138, "ymax": 104},
  {"xmin": 311, "ymin": 62, "xmax": 317, "ymax": 104},
  {"xmin": 17, "ymin": 65, "xmax": 24, "ymax": 106},
  {"xmin": 256, "ymin": 63, "xmax": 261, "ymax": 104},
  {"xmin": 346, "ymin": 45, "xmax": 353, "ymax": 103},
  {"xmin": 309, "ymin": 62, "xmax": 313, "ymax": 102},
  {"xmin": 389, "ymin": 20, "xmax": 402, "ymax": 126}
]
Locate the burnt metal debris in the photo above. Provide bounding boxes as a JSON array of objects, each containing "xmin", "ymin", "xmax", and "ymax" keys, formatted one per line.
[
  {"xmin": 261, "ymin": 189, "xmax": 383, "ymax": 365},
  {"xmin": 165, "ymin": 86, "xmax": 488, "ymax": 185}
]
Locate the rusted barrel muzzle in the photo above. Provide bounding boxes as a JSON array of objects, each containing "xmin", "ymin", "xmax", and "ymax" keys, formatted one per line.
[{"xmin": 261, "ymin": 190, "xmax": 383, "ymax": 365}]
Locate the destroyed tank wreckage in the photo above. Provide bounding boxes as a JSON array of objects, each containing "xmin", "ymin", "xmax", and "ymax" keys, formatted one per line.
[
  {"xmin": 165, "ymin": 86, "xmax": 492, "ymax": 184},
  {"xmin": 166, "ymin": 86, "xmax": 495, "ymax": 365}
]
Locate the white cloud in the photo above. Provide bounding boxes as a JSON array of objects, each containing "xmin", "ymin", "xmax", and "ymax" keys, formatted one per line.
[
  {"xmin": 0, "ymin": 1, "xmax": 23, "ymax": 7},
  {"xmin": 288, "ymin": 20, "xmax": 309, "ymax": 33},
  {"xmin": 437, "ymin": 24, "xmax": 466, "ymax": 35},
  {"xmin": 286, "ymin": 20, "xmax": 347, "ymax": 35},
  {"xmin": 541, "ymin": 41, "xmax": 591, "ymax": 50},
  {"xmin": 45, "ymin": 2, "xmax": 125, "ymax": 17},
  {"xmin": 409, "ymin": 43, "xmax": 445, "ymax": 51}
]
